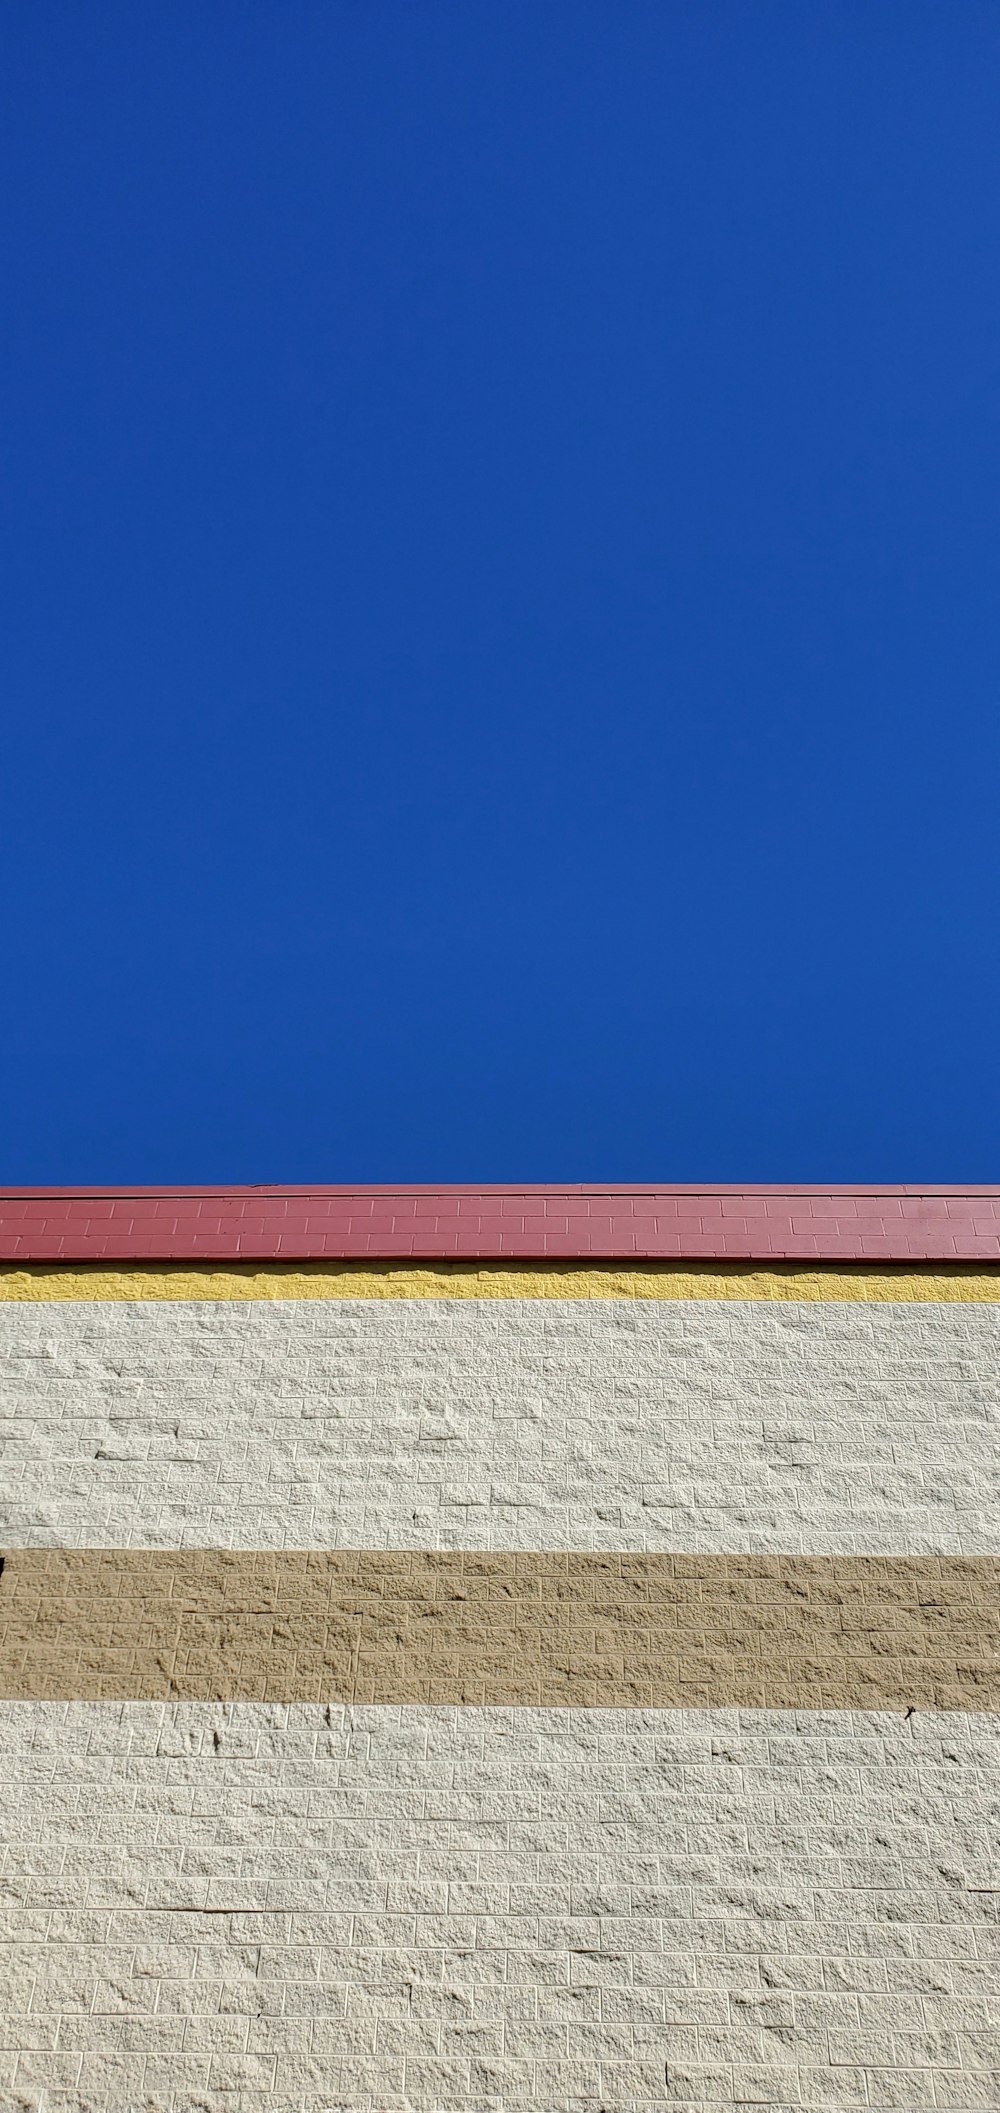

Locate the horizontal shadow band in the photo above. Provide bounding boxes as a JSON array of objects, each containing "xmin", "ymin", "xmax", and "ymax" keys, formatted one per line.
[{"xmin": 1, "ymin": 1549, "xmax": 997, "ymax": 1709}]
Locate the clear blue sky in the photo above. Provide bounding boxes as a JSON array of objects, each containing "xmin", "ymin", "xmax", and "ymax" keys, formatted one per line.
[{"xmin": 2, "ymin": 4, "xmax": 998, "ymax": 1183}]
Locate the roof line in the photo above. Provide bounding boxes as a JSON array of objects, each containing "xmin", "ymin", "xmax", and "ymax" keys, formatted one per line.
[{"xmin": 2, "ymin": 1184, "xmax": 999, "ymax": 1200}]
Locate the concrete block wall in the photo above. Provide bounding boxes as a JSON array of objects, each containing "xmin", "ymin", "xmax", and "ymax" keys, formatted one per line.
[{"xmin": 0, "ymin": 1188, "xmax": 998, "ymax": 2111}]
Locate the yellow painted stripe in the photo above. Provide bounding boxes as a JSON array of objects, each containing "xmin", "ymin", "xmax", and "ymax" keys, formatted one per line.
[
  {"xmin": 1, "ymin": 1262, "xmax": 999, "ymax": 1302},
  {"xmin": 1, "ymin": 1549, "xmax": 996, "ymax": 1708}
]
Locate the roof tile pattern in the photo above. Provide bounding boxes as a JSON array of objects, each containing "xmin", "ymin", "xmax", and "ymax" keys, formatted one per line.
[{"xmin": 0, "ymin": 1187, "xmax": 998, "ymax": 1262}]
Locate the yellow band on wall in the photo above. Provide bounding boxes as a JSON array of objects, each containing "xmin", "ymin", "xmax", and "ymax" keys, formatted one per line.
[{"xmin": 1, "ymin": 1261, "xmax": 999, "ymax": 1301}]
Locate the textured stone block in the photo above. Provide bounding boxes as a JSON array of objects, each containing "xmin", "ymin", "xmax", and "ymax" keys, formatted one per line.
[
  {"xmin": 2, "ymin": 1298, "xmax": 999, "ymax": 1552},
  {"xmin": 1, "ymin": 1704, "xmax": 999, "ymax": 2109}
]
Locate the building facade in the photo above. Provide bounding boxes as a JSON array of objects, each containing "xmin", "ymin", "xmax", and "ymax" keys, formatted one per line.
[{"xmin": 0, "ymin": 1185, "xmax": 998, "ymax": 2110}]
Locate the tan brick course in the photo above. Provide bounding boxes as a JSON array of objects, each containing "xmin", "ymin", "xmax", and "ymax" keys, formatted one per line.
[{"xmin": 1, "ymin": 1548, "xmax": 998, "ymax": 1708}]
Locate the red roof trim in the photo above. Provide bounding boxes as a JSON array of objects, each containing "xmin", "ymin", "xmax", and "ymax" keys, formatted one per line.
[
  {"xmin": 2, "ymin": 1183, "xmax": 999, "ymax": 1198},
  {"xmin": 0, "ymin": 1188, "xmax": 998, "ymax": 1262}
]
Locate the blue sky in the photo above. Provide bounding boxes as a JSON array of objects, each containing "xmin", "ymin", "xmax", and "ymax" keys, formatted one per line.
[{"xmin": 2, "ymin": 4, "xmax": 998, "ymax": 1182}]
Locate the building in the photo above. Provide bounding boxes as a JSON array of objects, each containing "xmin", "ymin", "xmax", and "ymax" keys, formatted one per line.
[{"xmin": 0, "ymin": 1184, "xmax": 998, "ymax": 2110}]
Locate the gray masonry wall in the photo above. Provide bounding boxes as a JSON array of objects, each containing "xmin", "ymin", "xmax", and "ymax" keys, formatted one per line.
[
  {"xmin": 3, "ymin": 1290, "xmax": 1000, "ymax": 2111},
  {"xmin": 1, "ymin": 1298, "xmax": 998, "ymax": 1552},
  {"xmin": 1, "ymin": 1703, "xmax": 999, "ymax": 2112}
]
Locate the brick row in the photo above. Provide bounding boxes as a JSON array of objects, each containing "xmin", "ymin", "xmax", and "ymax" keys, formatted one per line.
[
  {"xmin": 2, "ymin": 1549, "xmax": 997, "ymax": 1707},
  {"xmin": 1, "ymin": 1187, "xmax": 999, "ymax": 1261}
]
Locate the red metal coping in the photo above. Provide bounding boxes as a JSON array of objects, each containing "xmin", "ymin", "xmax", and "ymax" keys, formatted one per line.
[{"xmin": 0, "ymin": 1187, "xmax": 999, "ymax": 1262}]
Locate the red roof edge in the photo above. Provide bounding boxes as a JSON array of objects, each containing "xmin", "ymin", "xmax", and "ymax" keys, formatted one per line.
[{"xmin": 0, "ymin": 1187, "xmax": 998, "ymax": 1264}]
